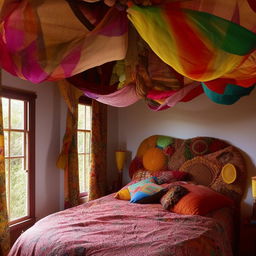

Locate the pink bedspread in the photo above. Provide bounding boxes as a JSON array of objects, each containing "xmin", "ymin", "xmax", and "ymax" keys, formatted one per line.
[{"xmin": 9, "ymin": 194, "xmax": 233, "ymax": 256}]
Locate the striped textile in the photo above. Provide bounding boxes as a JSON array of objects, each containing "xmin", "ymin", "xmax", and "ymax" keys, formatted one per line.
[{"xmin": 0, "ymin": 0, "xmax": 128, "ymax": 83}]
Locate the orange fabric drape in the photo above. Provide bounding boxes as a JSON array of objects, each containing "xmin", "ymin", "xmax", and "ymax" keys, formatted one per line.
[
  {"xmin": 57, "ymin": 80, "xmax": 83, "ymax": 208},
  {"xmin": 0, "ymin": 74, "xmax": 10, "ymax": 256},
  {"xmin": 88, "ymin": 100, "xmax": 107, "ymax": 201}
]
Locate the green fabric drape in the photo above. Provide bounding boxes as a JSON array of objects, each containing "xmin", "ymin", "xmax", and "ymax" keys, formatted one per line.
[
  {"xmin": 0, "ymin": 74, "xmax": 10, "ymax": 255},
  {"xmin": 57, "ymin": 80, "xmax": 83, "ymax": 208},
  {"xmin": 88, "ymin": 100, "xmax": 107, "ymax": 201}
]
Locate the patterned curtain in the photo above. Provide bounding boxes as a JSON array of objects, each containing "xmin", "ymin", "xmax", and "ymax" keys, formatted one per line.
[
  {"xmin": 88, "ymin": 100, "xmax": 107, "ymax": 201},
  {"xmin": 0, "ymin": 73, "xmax": 10, "ymax": 255},
  {"xmin": 57, "ymin": 80, "xmax": 83, "ymax": 208}
]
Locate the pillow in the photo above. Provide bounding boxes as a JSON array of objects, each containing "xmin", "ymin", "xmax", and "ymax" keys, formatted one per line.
[
  {"xmin": 142, "ymin": 147, "xmax": 167, "ymax": 173},
  {"xmin": 172, "ymin": 183, "xmax": 234, "ymax": 215},
  {"xmin": 155, "ymin": 170, "xmax": 188, "ymax": 185},
  {"xmin": 115, "ymin": 188, "xmax": 131, "ymax": 200},
  {"xmin": 160, "ymin": 185, "xmax": 189, "ymax": 210},
  {"xmin": 132, "ymin": 169, "xmax": 152, "ymax": 181},
  {"xmin": 115, "ymin": 180, "xmax": 138, "ymax": 200},
  {"xmin": 137, "ymin": 135, "xmax": 158, "ymax": 159},
  {"xmin": 128, "ymin": 177, "xmax": 157, "ymax": 197},
  {"xmin": 130, "ymin": 183, "xmax": 165, "ymax": 204}
]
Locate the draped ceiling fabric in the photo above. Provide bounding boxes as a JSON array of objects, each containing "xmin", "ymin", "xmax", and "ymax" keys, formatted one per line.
[{"xmin": 0, "ymin": 0, "xmax": 255, "ymax": 109}]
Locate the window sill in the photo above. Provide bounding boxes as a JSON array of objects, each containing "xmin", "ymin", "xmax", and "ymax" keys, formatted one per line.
[
  {"xmin": 10, "ymin": 217, "xmax": 36, "ymax": 245},
  {"xmin": 79, "ymin": 195, "xmax": 89, "ymax": 204}
]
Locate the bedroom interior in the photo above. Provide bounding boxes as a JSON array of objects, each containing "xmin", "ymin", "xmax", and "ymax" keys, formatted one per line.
[{"xmin": 0, "ymin": 0, "xmax": 256, "ymax": 256}]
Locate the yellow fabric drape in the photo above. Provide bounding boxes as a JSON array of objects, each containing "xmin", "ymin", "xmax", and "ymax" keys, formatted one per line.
[
  {"xmin": 57, "ymin": 80, "xmax": 83, "ymax": 208},
  {"xmin": 88, "ymin": 100, "xmax": 107, "ymax": 201},
  {"xmin": 0, "ymin": 73, "xmax": 10, "ymax": 256}
]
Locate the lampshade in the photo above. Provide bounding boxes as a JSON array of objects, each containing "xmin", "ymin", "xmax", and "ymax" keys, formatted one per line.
[
  {"xmin": 252, "ymin": 176, "xmax": 256, "ymax": 198},
  {"xmin": 115, "ymin": 151, "xmax": 126, "ymax": 172}
]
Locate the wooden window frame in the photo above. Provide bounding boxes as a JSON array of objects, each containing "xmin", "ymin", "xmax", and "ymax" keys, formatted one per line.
[
  {"xmin": 78, "ymin": 96, "xmax": 92, "ymax": 199},
  {"xmin": 1, "ymin": 86, "xmax": 36, "ymax": 245}
]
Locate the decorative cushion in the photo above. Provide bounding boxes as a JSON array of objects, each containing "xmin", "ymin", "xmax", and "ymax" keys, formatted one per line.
[
  {"xmin": 115, "ymin": 188, "xmax": 131, "ymax": 200},
  {"xmin": 156, "ymin": 136, "xmax": 173, "ymax": 149},
  {"xmin": 210, "ymin": 146, "xmax": 246, "ymax": 202},
  {"xmin": 130, "ymin": 183, "xmax": 165, "ymax": 204},
  {"xmin": 132, "ymin": 169, "xmax": 152, "ymax": 181},
  {"xmin": 137, "ymin": 135, "xmax": 158, "ymax": 158},
  {"xmin": 128, "ymin": 177, "xmax": 157, "ymax": 197},
  {"xmin": 189, "ymin": 138, "xmax": 209, "ymax": 155},
  {"xmin": 179, "ymin": 157, "xmax": 220, "ymax": 186},
  {"xmin": 114, "ymin": 180, "xmax": 138, "ymax": 200},
  {"xmin": 172, "ymin": 184, "xmax": 234, "ymax": 215},
  {"xmin": 155, "ymin": 170, "xmax": 188, "ymax": 185},
  {"xmin": 143, "ymin": 147, "xmax": 167, "ymax": 173},
  {"xmin": 160, "ymin": 185, "xmax": 189, "ymax": 210}
]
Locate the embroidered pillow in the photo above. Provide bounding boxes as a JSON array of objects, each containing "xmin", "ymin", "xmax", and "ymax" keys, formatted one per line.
[
  {"xmin": 160, "ymin": 185, "xmax": 189, "ymax": 210},
  {"xmin": 130, "ymin": 183, "xmax": 165, "ymax": 204},
  {"xmin": 132, "ymin": 169, "xmax": 153, "ymax": 181}
]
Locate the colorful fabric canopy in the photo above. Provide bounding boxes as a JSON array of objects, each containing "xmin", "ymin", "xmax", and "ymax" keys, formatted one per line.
[
  {"xmin": 127, "ymin": 3, "xmax": 256, "ymax": 82},
  {"xmin": 0, "ymin": 0, "xmax": 255, "ymax": 109},
  {"xmin": 0, "ymin": 0, "xmax": 128, "ymax": 83}
]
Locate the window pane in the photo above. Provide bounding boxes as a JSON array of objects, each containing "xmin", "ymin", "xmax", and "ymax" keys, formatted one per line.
[
  {"xmin": 4, "ymin": 131, "xmax": 9, "ymax": 157},
  {"xmin": 85, "ymin": 106, "xmax": 91, "ymax": 130},
  {"xmin": 2, "ymin": 98, "xmax": 9, "ymax": 129},
  {"xmin": 78, "ymin": 104, "xmax": 85, "ymax": 130},
  {"xmin": 85, "ymin": 133, "xmax": 91, "ymax": 154},
  {"xmin": 78, "ymin": 155, "xmax": 85, "ymax": 193},
  {"xmin": 85, "ymin": 154, "xmax": 90, "ymax": 193},
  {"xmin": 77, "ymin": 132, "xmax": 84, "ymax": 153},
  {"xmin": 10, "ymin": 132, "xmax": 24, "ymax": 157},
  {"xmin": 10, "ymin": 158, "xmax": 27, "ymax": 221},
  {"xmin": 11, "ymin": 99, "xmax": 24, "ymax": 129}
]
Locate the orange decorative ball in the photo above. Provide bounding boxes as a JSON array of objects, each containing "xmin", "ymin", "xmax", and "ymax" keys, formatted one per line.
[{"xmin": 143, "ymin": 147, "xmax": 167, "ymax": 173}]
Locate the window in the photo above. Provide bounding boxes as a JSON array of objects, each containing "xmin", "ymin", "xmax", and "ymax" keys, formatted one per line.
[
  {"xmin": 77, "ymin": 97, "xmax": 92, "ymax": 196},
  {"xmin": 1, "ymin": 87, "xmax": 36, "ymax": 242}
]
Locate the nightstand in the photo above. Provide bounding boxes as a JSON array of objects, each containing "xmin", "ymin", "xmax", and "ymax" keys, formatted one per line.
[{"xmin": 239, "ymin": 220, "xmax": 256, "ymax": 256}]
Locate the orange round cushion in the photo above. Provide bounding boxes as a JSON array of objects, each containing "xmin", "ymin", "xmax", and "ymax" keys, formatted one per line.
[
  {"xmin": 143, "ymin": 147, "xmax": 166, "ymax": 173},
  {"xmin": 137, "ymin": 136, "xmax": 157, "ymax": 158}
]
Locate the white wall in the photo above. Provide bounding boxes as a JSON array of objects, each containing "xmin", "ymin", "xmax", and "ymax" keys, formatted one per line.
[
  {"xmin": 118, "ymin": 90, "xmax": 256, "ymax": 218},
  {"xmin": 2, "ymin": 70, "xmax": 62, "ymax": 220}
]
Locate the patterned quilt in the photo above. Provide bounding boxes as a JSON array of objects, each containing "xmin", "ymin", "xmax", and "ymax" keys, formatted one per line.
[{"xmin": 8, "ymin": 194, "xmax": 233, "ymax": 256}]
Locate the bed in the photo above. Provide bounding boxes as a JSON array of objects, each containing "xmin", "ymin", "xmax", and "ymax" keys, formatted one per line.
[{"xmin": 8, "ymin": 135, "xmax": 246, "ymax": 256}]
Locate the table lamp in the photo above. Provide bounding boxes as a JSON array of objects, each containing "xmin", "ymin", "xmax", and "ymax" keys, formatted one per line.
[
  {"xmin": 115, "ymin": 150, "xmax": 126, "ymax": 173},
  {"xmin": 115, "ymin": 150, "xmax": 126, "ymax": 189},
  {"xmin": 252, "ymin": 176, "xmax": 256, "ymax": 221}
]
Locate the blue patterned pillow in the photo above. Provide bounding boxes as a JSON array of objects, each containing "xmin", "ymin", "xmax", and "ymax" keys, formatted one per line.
[
  {"xmin": 128, "ymin": 177, "xmax": 157, "ymax": 197},
  {"xmin": 130, "ymin": 183, "xmax": 165, "ymax": 204}
]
